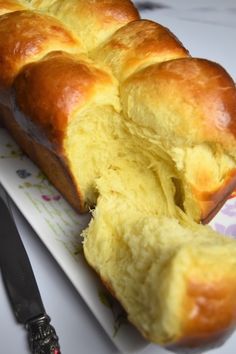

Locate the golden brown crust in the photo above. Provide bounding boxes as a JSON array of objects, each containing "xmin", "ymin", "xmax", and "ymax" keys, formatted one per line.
[
  {"xmin": 0, "ymin": 10, "xmax": 82, "ymax": 88},
  {"xmin": 13, "ymin": 51, "xmax": 116, "ymax": 152},
  {"xmin": 179, "ymin": 278, "xmax": 236, "ymax": 347},
  {"xmin": 26, "ymin": 0, "xmax": 140, "ymax": 22},
  {"xmin": 85, "ymin": 0, "xmax": 139, "ymax": 24},
  {"xmin": 29, "ymin": 0, "xmax": 140, "ymax": 51},
  {"xmin": 94, "ymin": 19, "xmax": 189, "ymax": 80},
  {"xmin": 0, "ymin": 103, "xmax": 85, "ymax": 212},
  {"xmin": 0, "ymin": 0, "xmax": 25, "ymax": 15}
]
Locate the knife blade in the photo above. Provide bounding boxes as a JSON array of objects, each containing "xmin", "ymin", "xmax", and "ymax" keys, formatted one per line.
[{"xmin": 0, "ymin": 194, "xmax": 61, "ymax": 354}]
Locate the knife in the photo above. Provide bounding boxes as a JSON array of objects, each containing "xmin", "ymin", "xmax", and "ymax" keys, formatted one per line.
[{"xmin": 0, "ymin": 193, "xmax": 61, "ymax": 354}]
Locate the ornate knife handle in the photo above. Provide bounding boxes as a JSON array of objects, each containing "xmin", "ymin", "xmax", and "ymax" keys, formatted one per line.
[{"xmin": 26, "ymin": 314, "xmax": 61, "ymax": 354}]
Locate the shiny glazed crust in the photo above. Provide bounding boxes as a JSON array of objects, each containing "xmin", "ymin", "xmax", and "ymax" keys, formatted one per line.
[
  {"xmin": 0, "ymin": 10, "xmax": 82, "ymax": 88},
  {"xmin": 93, "ymin": 19, "xmax": 189, "ymax": 81}
]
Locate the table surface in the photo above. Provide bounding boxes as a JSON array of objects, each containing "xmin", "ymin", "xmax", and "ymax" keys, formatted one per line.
[{"xmin": 1, "ymin": 1, "xmax": 236, "ymax": 353}]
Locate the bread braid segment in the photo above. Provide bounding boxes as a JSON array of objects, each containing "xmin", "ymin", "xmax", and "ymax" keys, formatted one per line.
[
  {"xmin": 0, "ymin": 9, "xmax": 84, "ymax": 89},
  {"xmin": 92, "ymin": 19, "xmax": 189, "ymax": 81}
]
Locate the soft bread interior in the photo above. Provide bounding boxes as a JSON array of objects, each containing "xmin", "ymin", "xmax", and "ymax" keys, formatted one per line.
[
  {"xmin": 83, "ymin": 194, "xmax": 236, "ymax": 345},
  {"xmin": 64, "ymin": 106, "xmax": 122, "ymax": 206},
  {"xmin": 122, "ymin": 114, "xmax": 236, "ymax": 221},
  {"xmin": 64, "ymin": 103, "xmax": 181, "ymax": 217}
]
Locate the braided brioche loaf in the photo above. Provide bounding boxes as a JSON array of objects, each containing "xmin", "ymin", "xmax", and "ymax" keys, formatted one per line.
[{"xmin": 1, "ymin": 0, "xmax": 236, "ymax": 351}]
